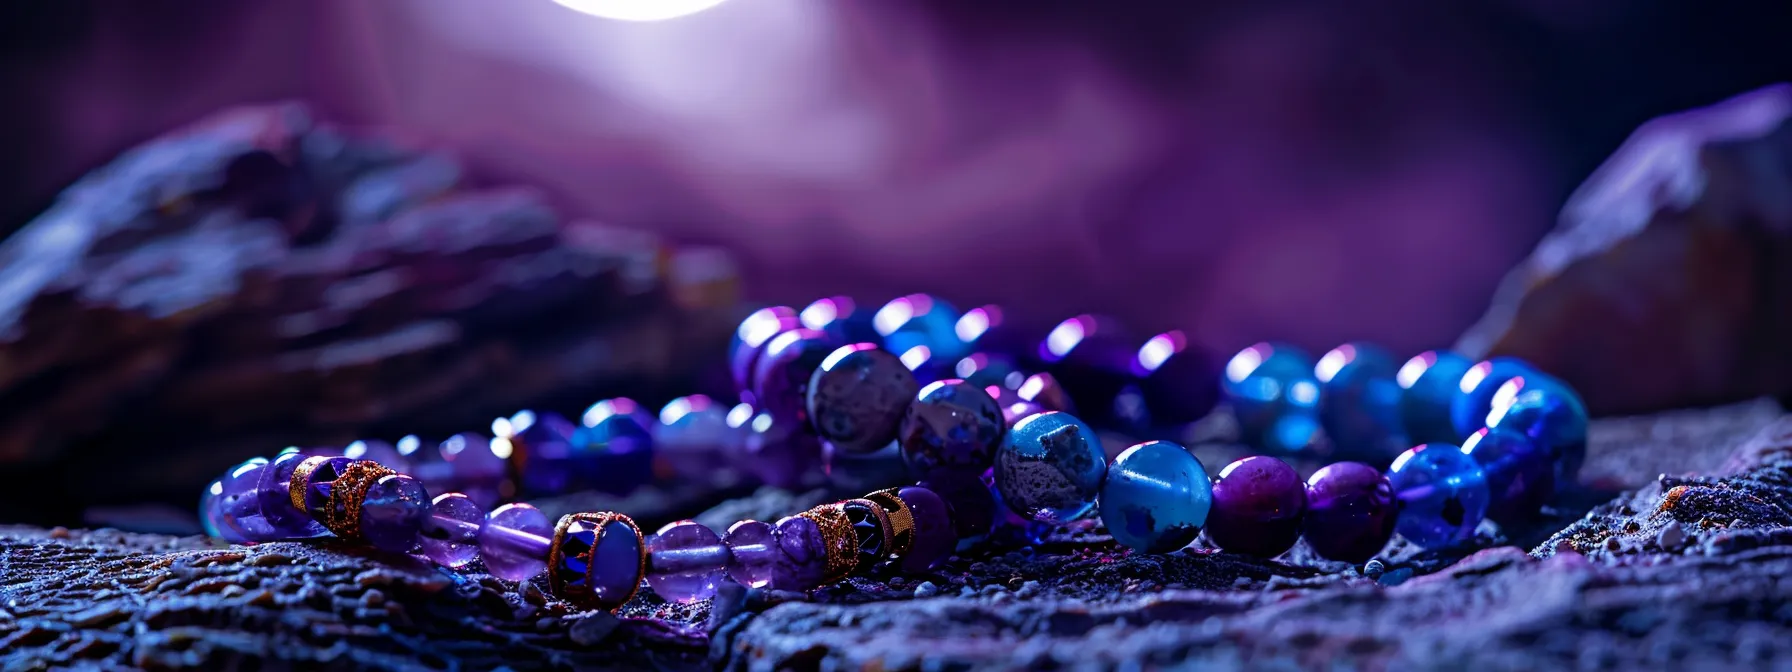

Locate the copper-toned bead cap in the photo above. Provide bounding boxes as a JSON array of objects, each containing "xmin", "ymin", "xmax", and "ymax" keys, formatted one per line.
[
  {"xmin": 864, "ymin": 488, "xmax": 916, "ymax": 558},
  {"xmin": 797, "ymin": 503, "xmax": 859, "ymax": 583},
  {"xmin": 322, "ymin": 460, "xmax": 396, "ymax": 540},
  {"xmin": 548, "ymin": 512, "xmax": 646, "ymax": 612}
]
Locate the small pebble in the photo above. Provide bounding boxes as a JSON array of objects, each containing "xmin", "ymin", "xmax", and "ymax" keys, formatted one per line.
[
  {"xmin": 959, "ymin": 586, "xmax": 976, "ymax": 597},
  {"xmin": 1016, "ymin": 580, "xmax": 1041, "ymax": 598},
  {"xmin": 49, "ymin": 527, "xmax": 69, "ymax": 540},
  {"xmin": 568, "ymin": 612, "xmax": 621, "ymax": 646},
  {"xmin": 980, "ymin": 584, "xmax": 1004, "ymax": 596},
  {"xmin": 913, "ymin": 581, "xmax": 939, "ymax": 598},
  {"xmin": 1657, "ymin": 521, "xmax": 1687, "ymax": 550}
]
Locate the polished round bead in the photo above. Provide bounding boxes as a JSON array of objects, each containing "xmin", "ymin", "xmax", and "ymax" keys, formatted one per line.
[
  {"xmin": 753, "ymin": 328, "xmax": 840, "ymax": 424},
  {"xmin": 343, "ymin": 439, "xmax": 411, "ymax": 473},
  {"xmin": 213, "ymin": 458, "xmax": 277, "ymax": 542},
  {"xmin": 769, "ymin": 515, "xmax": 828, "ymax": 591},
  {"xmin": 1461, "ymin": 427, "xmax": 1554, "ymax": 524},
  {"xmin": 199, "ymin": 477, "xmax": 228, "ymax": 540},
  {"xmin": 255, "ymin": 452, "xmax": 327, "ymax": 539},
  {"xmin": 1302, "ymin": 462, "xmax": 1397, "ymax": 563},
  {"xmin": 436, "ymin": 433, "xmax": 509, "ymax": 508},
  {"xmin": 645, "ymin": 521, "xmax": 727, "ymax": 603},
  {"xmin": 900, "ymin": 380, "xmax": 1006, "ymax": 480},
  {"xmin": 478, "ymin": 503, "xmax": 554, "ymax": 581},
  {"xmin": 876, "ymin": 293, "xmax": 969, "ymax": 361},
  {"xmin": 1316, "ymin": 343, "xmax": 1408, "ymax": 459},
  {"xmin": 553, "ymin": 515, "xmax": 644, "ymax": 609},
  {"xmin": 503, "ymin": 410, "xmax": 581, "ymax": 494},
  {"xmin": 896, "ymin": 485, "xmax": 956, "ymax": 572},
  {"xmin": 300, "ymin": 456, "xmax": 356, "ymax": 522},
  {"xmin": 730, "ymin": 306, "xmax": 803, "ymax": 399},
  {"xmin": 1132, "ymin": 331, "xmax": 1220, "ymax": 425},
  {"xmin": 359, "ymin": 474, "xmax": 430, "ymax": 552},
  {"xmin": 954, "ymin": 352, "xmax": 1020, "ymax": 390},
  {"xmin": 740, "ymin": 411, "xmax": 823, "ymax": 489},
  {"xmin": 807, "ymin": 344, "xmax": 920, "ymax": 454},
  {"xmin": 1221, "ymin": 343, "xmax": 1323, "ymax": 454},
  {"xmin": 1388, "ymin": 443, "xmax": 1490, "ymax": 549},
  {"xmin": 993, "ymin": 411, "xmax": 1106, "ymax": 524},
  {"xmin": 1099, "ymin": 441, "xmax": 1212, "ymax": 553},
  {"xmin": 1395, "ymin": 350, "xmax": 1473, "ymax": 444},
  {"xmin": 1488, "ymin": 383, "xmax": 1590, "ymax": 489},
  {"xmin": 419, "ymin": 492, "xmax": 484, "ymax": 568},
  {"xmin": 1450, "ymin": 358, "xmax": 1534, "ymax": 439},
  {"xmin": 575, "ymin": 400, "xmax": 656, "ymax": 496},
  {"xmin": 1206, "ymin": 456, "xmax": 1306, "ymax": 558},
  {"xmin": 722, "ymin": 520, "xmax": 779, "ymax": 588},
  {"xmin": 654, "ymin": 396, "xmax": 738, "ymax": 480},
  {"xmin": 801, "ymin": 296, "xmax": 880, "ymax": 344}
]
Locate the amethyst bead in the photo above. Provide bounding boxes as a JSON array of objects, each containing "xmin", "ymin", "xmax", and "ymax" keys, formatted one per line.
[
  {"xmin": 1302, "ymin": 462, "xmax": 1397, "ymax": 563},
  {"xmin": 897, "ymin": 485, "xmax": 956, "ymax": 572},
  {"xmin": 210, "ymin": 458, "xmax": 277, "ymax": 542},
  {"xmin": 1461, "ymin": 427, "xmax": 1554, "ymax": 525},
  {"xmin": 807, "ymin": 344, "xmax": 920, "ymax": 455},
  {"xmin": 478, "ymin": 503, "xmax": 554, "ymax": 581},
  {"xmin": 1206, "ymin": 456, "xmax": 1307, "ymax": 558},
  {"xmin": 359, "ymin": 474, "xmax": 430, "ymax": 552},
  {"xmin": 419, "ymin": 492, "xmax": 484, "ymax": 568},
  {"xmin": 645, "ymin": 521, "xmax": 727, "ymax": 603},
  {"xmin": 900, "ymin": 379, "xmax": 1006, "ymax": 481},
  {"xmin": 769, "ymin": 515, "xmax": 829, "ymax": 591},
  {"xmin": 723, "ymin": 520, "xmax": 779, "ymax": 588},
  {"xmin": 731, "ymin": 306, "xmax": 803, "ymax": 401},
  {"xmin": 255, "ymin": 452, "xmax": 327, "ymax": 539}
]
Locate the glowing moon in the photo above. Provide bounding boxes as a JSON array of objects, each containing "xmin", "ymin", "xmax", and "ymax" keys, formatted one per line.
[{"xmin": 551, "ymin": 0, "xmax": 730, "ymax": 22}]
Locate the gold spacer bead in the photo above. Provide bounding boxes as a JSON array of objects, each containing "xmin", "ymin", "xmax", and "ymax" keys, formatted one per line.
[
  {"xmin": 322, "ymin": 461, "xmax": 395, "ymax": 541},
  {"xmin": 865, "ymin": 488, "xmax": 916, "ymax": 558},
  {"xmin": 548, "ymin": 512, "xmax": 645, "ymax": 612},
  {"xmin": 797, "ymin": 503, "xmax": 859, "ymax": 583},
  {"xmin": 289, "ymin": 455, "xmax": 329, "ymax": 516}
]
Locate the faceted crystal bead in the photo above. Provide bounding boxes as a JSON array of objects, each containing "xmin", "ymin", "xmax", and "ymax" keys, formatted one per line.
[
  {"xmin": 730, "ymin": 306, "xmax": 803, "ymax": 401},
  {"xmin": 900, "ymin": 380, "xmax": 1005, "ymax": 481},
  {"xmin": 478, "ymin": 503, "xmax": 554, "ymax": 581},
  {"xmin": 360, "ymin": 474, "xmax": 430, "ymax": 552},
  {"xmin": 1388, "ymin": 443, "xmax": 1490, "ymax": 549},
  {"xmin": 1099, "ymin": 441, "xmax": 1212, "ymax": 553},
  {"xmin": 1450, "ymin": 358, "xmax": 1535, "ymax": 439},
  {"xmin": 301, "ymin": 456, "xmax": 355, "ymax": 523},
  {"xmin": 574, "ymin": 400, "xmax": 656, "ymax": 496},
  {"xmin": 1461, "ymin": 427, "xmax": 1554, "ymax": 525},
  {"xmin": 807, "ymin": 344, "xmax": 919, "ymax": 455},
  {"xmin": 1396, "ymin": 350, "xmax": 1473, "ymax": 444},
  {"xmin": 993, "ymin": 411, "xmax": 1106, "ymax": 524},
  {"xmin": 1488, "ymin": 383, "xmax": 1590, "ymax": 489},
  {"xmin": 896, "ymin": 485, "xmax": 955, "ymax": 572},
  {"xmin": 502, "ymin": 410, "xmax": 581, "ymax": 495},
  {"xmin": 255, "ymin": 452, "xmax": 327, "ymax": 538},
  {"xmin": 1315, "ymin": 343, "xmax": 1408, "ymax": 460},
  {"xmin": 1221, "ymin": 343, "xmax": 1322, "ymax": 454},
  {"xmin": 343, "ymin": 439, "xmax": 411, "ymax": 473},
  {"xmin": 1302, "ymin": 462, "xmax": 1397, "ymax": 563},
  {"xmin": 752, "ymin": 328, "xmax": 839, "ymax": 425},
  {"xmin": 722, "ymin": 520, "xmax": 779, "ymax": 588},
  {"xmin": 1206, "ymin": 456, "xmax": 1307, "ymax": 558},
  {"xmin": 769, "ymin": 515, "xmax": 828, "ymax": 591},
  {"xmin": 419, "ymin": 492, "xmax": 484, "ymax": 568},
  {"xmin": 800, "ymin": 296, "xmax": 880, "ymax": 345},
  {"xmin": 875, "ymin": 294, "xmax": 969, "ymax": 362},
  {"xmin": 646, "ymin": 521, "xmax": 727, "ymax": 603}
]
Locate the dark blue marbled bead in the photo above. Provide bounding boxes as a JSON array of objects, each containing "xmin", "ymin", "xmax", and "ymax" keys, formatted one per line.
[
  {"xmin": 1450, "ymin": 357, "xmax": 1534, "ymax": 439},
  {"xmin": 899, "ymin": 379, "xmax": 1006, "ymax": 480},
  {"xmin": 574, "ymin": 400, "xmax": 656, "ymax": 496},
  {"xmin": 807, "ymin": 344, "xmax": 919, "ymax": 455},
  {"xmin": 1488, "ymin": 382, "xmax": 1589, "ymax": 491},
  {"xmin": 1395, "ymin": 350, "xmax": 1474, "ymax": 444},
  {"xmin": 730, "ymin": 306, "xmax": 803, "ymax": 402},
  {"xmin": 1388, "ymin": 443, "xmax": 1490, "ymax": 549},
  {"xmin": 875, "ymin": 294, "xmax": 969, "ymax": 362},
  {"xmin": 1098, "ymin": 441, "xmax": 1212, "ymax": 553},
  {"xmin": 502, "ymin": 410, "xmax": 581, "ymax": 495},
  {"xmin": 993, "ymin": 411, "xmax": 1106, "ymax": 524},
  {"xmin": 1461, "ymin": 427, "xmax": 1554, "ymax": 525},
  {"xmin": 1316, "ymin": 343, "xmax": 1408, "ymax": 460},
  {"xmin": 1222, "ymin": 343, "xmax": 1322, "ymax": 454}
]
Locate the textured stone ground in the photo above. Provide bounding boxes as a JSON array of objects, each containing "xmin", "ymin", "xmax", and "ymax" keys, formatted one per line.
[{"xmin": 4, "ymin": 401, "xmax": 1791, "ymax": 671}]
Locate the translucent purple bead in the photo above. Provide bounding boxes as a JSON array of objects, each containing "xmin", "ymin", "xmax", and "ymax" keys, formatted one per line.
[
  {"xmin": 478, "ymin": 503, "xmax": 554, "ymax": 581},
  {"xmin": 900, "ymin": 379, "xmax": 1006, "ymax": 481},
  {"xmin": 753, "ymin": 328, "xmax": 839, "ymax": 424},
  {"xmin": 1206, "ymin": 456, "xmax": 1307, "ymax": 558},
  {"xmin": 419, "ymin": 493, "xmax": 484, "ymax": 568},
  {"xmin": 1302, "ymin": 462, "xmax": 1397, "ymax": 564},
  {"xmin": 769, "ymin": 515, "xmax": 828, "ymax": 591},
  {"xmin": 204, "ymin": 459, "xmax": 275, "ymax": 542},
  {"xmin": 360, "ymin": 474, "xmax": 430, "ymax": 553},
  {"xmin": 723, "ymin": 520, "xmax": 779, "ymax": 588},
  {"xmin": 898, "ymin": 485, "xmax": 956, "ymax": 572},
  {"xmin": 1388, "ymin": 443, "xmax": 1490, "ymax": 549},
  {"xmin": 1461, "ymin": 427, "xmax": 1554, "ymax": 525},
  {"xmin": 255, "ymin": 452, "xmax": 327, "ymax": 539},
  {"xmin": 807, "ymin": 344, "xmax": 919, "ymax": 455},
  {"xmin": 646, "ymin": 521, "xmax": 727, "ymax": 603},
  {"xmin": 730, "ymin": 306, "xmax": 803, "ymax": 400}
]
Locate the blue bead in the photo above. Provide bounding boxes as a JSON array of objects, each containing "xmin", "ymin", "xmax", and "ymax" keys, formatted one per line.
[
  {"xmin": 730, "ymin": 306, "xmax": 803, "ymax": 401},
  {"xmin": 1461, "ymin": 427, "xmax": 1554, "ymax": 525},
  {"xmin": 1387, "ymin": 443, "xmax": 1490, "ymax": 549},
  {"xmin": 875, "ymin": 294, "xmax": 969, "ymax": 362},
  {"xmin": 993, "ymin": 411, "xmax": 1106, "ymax": 524},
  {"xmin": 1316, "ymin": 343, "xmax": 1407, "ymax": 460},
  {"xmin": 1221, "ymin": 343, "xmax": 1322, "ymax": 454},
  {"xmin": 1395, "ymin": 350, "xmax": 1473, "ymax": 444},
  {"xmin": 799, "ymin": 296, "xmax": 880, "ymax": 344},
  {"xmin": 1488, "ymin": 384, "xmax": 1589, "ymax": 491},
  {"xmin": 900, "ymin": 379, "xmax": 1005, "ymax": 480},
  {"xmin": 1098, "ymin": 441, "xmax": 1212, "ymax": 553},
  {"xmin": 1449, "ymin": 358, "xmax": 1535, "ymax": 439},
  {"xmin": 574, "ymin": 399, "xmax": 656, "ymax": 496}
]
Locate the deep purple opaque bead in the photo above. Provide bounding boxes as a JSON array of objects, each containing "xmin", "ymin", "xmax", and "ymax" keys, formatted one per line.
[
  {"xmin": 1461, "ymin": 427, "xmax": 1555, "ymax": 525},
  {"xmin": 359, "ymin": 474, "xmax": 430, "ymax": 552},
  {"xmin": 753, "ymin": 328, "xmax": 839, "ymax": 425},
  {"xmin": 646, "ymin": 521, "xmax": 727, "ymax": 603},
  {"xmin": 899, "ymin": 379, "xmax": 1006, "ymax": 481},
  {"xmin": 255, "ymin": 452, "xmax": 328, "ymax": 539},
  {"xmin": 897, "ymin": 485, "xmax": 956, "ymax": 572},
  {"xmin": 344, "ymin": 439, "xmax": 411, "ymax": 473},
  {"xmin": 301, "ymin": 456, "xmax": 355, "ymax": 523},
  {"xmin": 478, "ymin": 503, "xmax": 554, "ymax": 581},
  {"xmin": 1301, "ymin": 462, "xmax": 1397, "ymax": 564},
  {"xmin": 723, "ymin": 520, "xmax": 779, "ymax": 588},
  {"xmin": 769, "ymin": 515, "xmax": 829, "ymax": 591},
  {"xmin": 419, "ymin": 492, "xmax": 484, "ymax": 568},
  {"xmin": 731, "ymin": 306, "xmax": 804, "ymax": 402},
  {"xmin": 1206, "ymin": 456, "xmax": 1308, "ymax": 558},
  {"xmin": 504, "ymin": 410, "xmax": 581, "ymax": 494},
  {"xmin": 807, "ymin": 344, "xmax": 920, "ymax": 455}
]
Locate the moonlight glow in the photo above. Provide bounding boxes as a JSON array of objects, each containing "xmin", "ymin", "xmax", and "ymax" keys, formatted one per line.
[{"xmin": 552, "ymin": 0, "xmax": 730, "ymax": 22}]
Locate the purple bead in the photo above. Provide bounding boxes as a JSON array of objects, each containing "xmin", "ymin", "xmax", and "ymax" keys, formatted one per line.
[
  {"xmin": 655, "ymin": 396, "xmax": 740, "ymax": 480},
  {"xmin": 359, "ymin": 474, "xmax": 430, "ymax": 553},
  {"xmin": 504, "ymin": 410, "xmax": 581, "ymax": 494},
  {"xmin": 1461, "ymin": 427, "xmax": 1555, "ymax": 525},
  {"xmin": 419, "ymin": 492, "xmax": 484, "ymax": 568},
  {"xmin": 752, "ymin": 328, "xmax": 838, "ymax": 424},
  {"xmin": 478, "ymin": 503, "xmax": 554, "ymax": 581},
  {"xmin": 1016, "ymin": 372, "xmax": 1075, "ymax": 414},
  {"xmin": 921, "ymin": 471, "xmax": 996, "ymax": 542},
  {"xmin": 807, "ymin": 344, "xmax": 920, "ymax": 455},
  {"xmin": 740, "ymin": 411, "xmax": 823, "ymax": 489},
  {"xmin": 556, "ymin": 517, "xmax": 644, "ymax": 606},
  {"xmin": 1302, "ymin": 462, "xmax": 1397, "ymax": 564},
  {"xmin": 897, "ymin": 485, "xmax": 956, "ymax": 572},
  {"xmin": 646, "ymin": 521, "xmax": 727, "ymax": 603},
  {"xmin": 723, "ymin": 520, "xmax": 779, "ymax": 588},
  {"xmin": 206, "ymin": 459, "xmax": 275, "ymax": 542},
  {"xmin": 574, "ymin": 401, "xmax": 656, "ymax": 496},
  {"xmin": 730, "ymin": 306, "xmax": 803, "ymax": 401},
  {"xmin": 769, "ymin": 515, "xmax": 828, "ymax": 591},
  {"xmin": 199, "ymin": 477, "xmax": 228, "ymax": 540},
  {"xmin": 899, "ymin": 379, "xmax": 1006, "ymax": 481},
  {"xmin": 1207, "ymin": 456, "xmax": 1307, "ymax": 558},
  {"xmin": 255, "ymin": 452, "xmax": 327, "ymax": 539},
  {"xmin": 439, "ymin": 433, "xmax": 509, "ymax": 506},
  {"xmin": 301, "ymin": 456, "xmax": 355, "ymax": 523},
  {"xmin": 343, "ymin": 439, "xmax": 411, "ymax": 473}
]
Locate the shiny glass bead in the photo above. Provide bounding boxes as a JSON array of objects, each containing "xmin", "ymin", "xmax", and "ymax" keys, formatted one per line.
[
  {"xmin": 213, "ymin": 458, "xmax": 277, "ymax": 542},
  {"xmin": 557, "ymin": 518, "xmax": 645, "ymax": 607},
  {"xmin": 1206, "ymin": 456, "xmax": 1306, "ymax": 558},
  {"xmin": 199, "ymin": 476, "xmax": 228, "ymax": 540},
  {"xmin": 502, "ymin": 410, "xmax": 581, "ymax": 494},
  {"xmin": 1131, "ymin": 331, "xmax": 1220, "ymax": 425},
  {"xmin": 478, "ymin": 503, "xmax": 554, "ymax": 581},
  {"xmin": 1449, "ymin": 358, "xmax": 1533, "ymax": 439},
  {"xmin": 1395, "ymin": 350, "xmax": 1473, "ymax": 444},
  {"xmin": 722, "ymin": 520, "xmax": 778, "ymax": 588},
  {"xmin": 993, "ymin": 411, "xmax": 1106, "ymax": 524},
  {"xmin": 800, "ymin": 296, "xmax": 880, "ymax": 344},
  {"xmin": 1488, "ymin": 382, "xmax": 1590, "ymax": 489},
  {"xmin": 875, "ymin": 293, "xmax": 970, "ymax": 361},
  {"xmin": 740, "ymin": 411, "xmax": 823, "ymax": 489},
  {"xmin": 900, "ymin": 380, "xmax": 1006, "ymax": 480},
  {"xmin": 255, "ymin": 452, "xmax": 327, "ymax": 539},
  {"xmin": 752, "ymin": 328, "xmax": 839, "ymax": 424},
  {"xmin": 896, "ymin": 485, "xmax": 956, "ymax": 572},
  {"xmin": 807, "ymin": 344, "xmax": 919, "ymax": 455},
  {"xmin": 419, "ymin": 492, "xmax": 483, "ymax": 568},
  {"xmin": 1315, "ymin": 343, "xmax": 1407, "ymax": 459},
  {"xmin": 655, "ymin": 396, "xmax": 738, "ymax": 480},
  {"xmin": 575, "ymin": 400, "xmax": 656, "ymax": 496},
  {"xmin": 1461, "ymin": 427, "xmax": 1554, "ymax": 525},
  {"xmin": 645, "ymin": 521, "xmax": 727, "ymax": 603},
  {"xmin": 1388, "ymin": 443, "xmax": 1490, "ymax": 549},
  {"xmin": 1221, "ymin": 343, "xmax": 1322, "ymax": 454},
  {"xmin": 1099, "ymin": 441, "xmax": 1212, "ymax": 553},
  {"xmin": 360, "ymin": 474, "xmax": 430, "ymax": 552},
  {"xmin": 730, "ymin": 306, "xmax": 803, "ymax": 400},
  {"xmin": 435, "ymin": 433, "xmax": 509, "ymax": 508},
  {"xmin": 769, "ymin": 515, "xmax": 828, "ymax": 591},
  {"xmin": 1302, "ymin": 462, "xmax": 1397, "ymax": 563}
]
